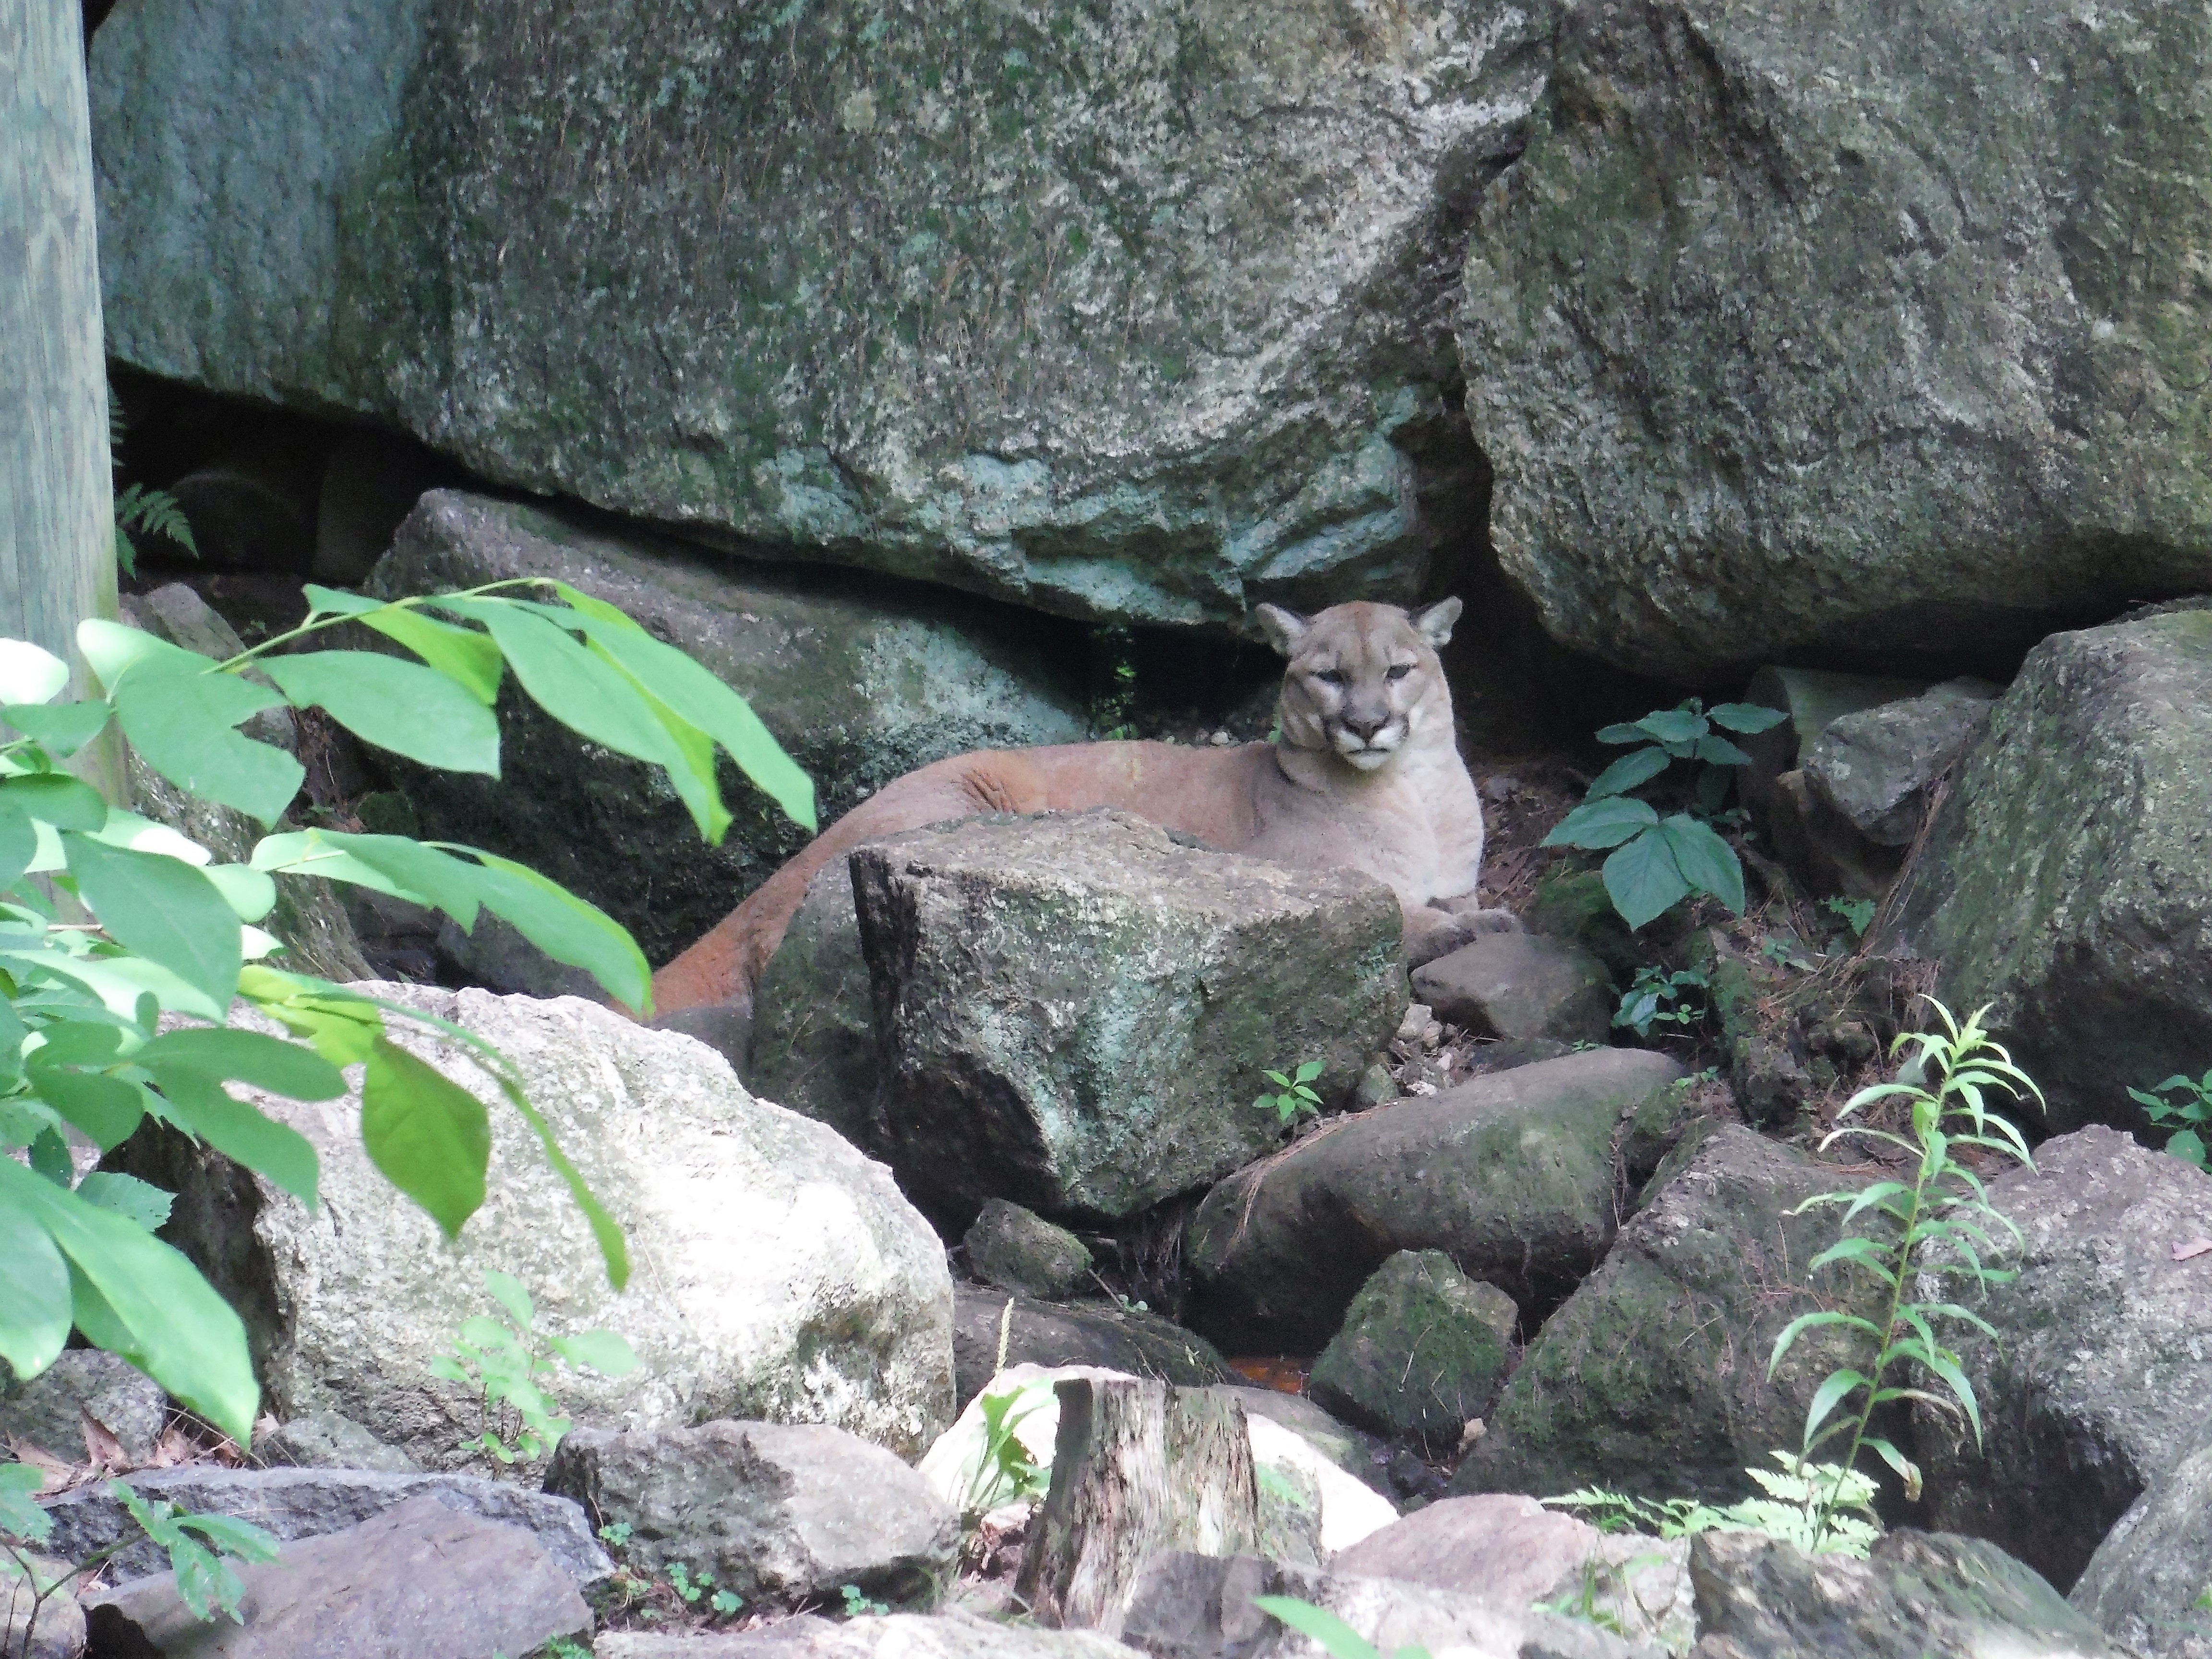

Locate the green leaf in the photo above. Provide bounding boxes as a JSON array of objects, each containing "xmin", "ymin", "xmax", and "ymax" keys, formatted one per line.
[
  {"xmin": 63, "ymin": 833, "xmax": 242, "ymax": 1010},
  {"xmin": 1602, "ymin": 828, "xmax": 1690, "ymax": 930},
  {"xmin": 0, "ymin": 799, "xmax": 36, "ymax": 893},
  {"xmin": 28, "ymin": 1127, "xmax": 71, "ymax": 1185},
  {"xmin": 254, "ymin": 831, "xmax": 484, "ymax": 927},
  {"xmin": 1543, "ymin": 796, "xmax": 1659, "ymax": 850},
  {"xmin": 1584, "ymin": 745, "xmax": 1672, "ymax": 800},
  {"xmin": 550, "ymin": 586, "xmax": 817, "ymax": 832},
  {"xmin": 110, "ymin": 665, "xmax": 302, "ymax": 827},
  {"xmin": 1595, "ymin": 721, "xmax": 1654, "ymax": 745},
  {"xmin": 260, "ymin": 651, "xmax": 500, "ymax": 775},
  {"xmin": 3, "ymin": 701, "xmax": 111, "ymax": 757},
  {"xmin": 0, "ymin": 1462, "xmax": 54, "ymax": 1544},
  {"xmin": 1655, "ymin": 814, "xmax": 1746, "ymax": 914},
  {"xmin": 464, "ymin": 851, "xmax": 652, "ymax": 1015},
  {"xmin": 1250, "ymin": 1597, "xmax": 1383, "ymax": 1659},
  {"xmin": 137, "ymin": 1027, "xmax": 347, "ymax": 1100},
  {"xmin": 74, "ymin": 1172, "xmax": 174, "ymax": 1233},
  {"xmin": 203, "ymin": 864, "xmax": 277, "ymax": 924},
  {"xmin": 150, "ymin": 1070, "xmax": 321, "ymax": 1208},
  {"xmin": 361, "ymin": 1036, "xmax": 491, "ymax": 1239},
  {"xmin": 1693, "ymin": 734, "xmax": 1753, "ymax": 766},
  {"xmin": 0, "ymin": 1160, "xmax": 258, "ymax": 1443},
  {"xmin": 176, "ymin": 1511, "xmax": 280, "ymax": 1563},
  {"xmin": 548, "ymin": 1328, "xmax": 640, "ymax": 1377},
  {"xmin": 0, "ymin": 640, "xmax": 69, "ymax": 705},
  {"xmin": 6, "ymin": 774, "xmax": 110, "ymax": 830},
  {"xmin": 1709, "ymin": 702, "xmax": 1788, "ymax": 734},
  {"xmin": 27, "ymin": 1068, "xmax": 151, "ymax": 1152},
  {"xmin": 1635, "ymin": 708, "xmax": 1707, "ymax": 745},
  {"xmin": 482, "ymin": 1268, "xmax": 536, "ymax": 1329},
  {"xmin": 0, "ymin": 1192, "xmax": 72, "ymax": 1375},
  {"xmin": 354, "ymin": 607, "xmax": 505, "ymax": 707},
  {"xmin": 461, "ymin": 601, "xmax": 687, "ymax": 774}
]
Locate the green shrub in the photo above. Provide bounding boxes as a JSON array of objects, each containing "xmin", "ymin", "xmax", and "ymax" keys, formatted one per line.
[
  {"xmin": 1542, "ymin": 699, "xmax": 1783, "ymax": 930},
  {"xmin": 2128, "ymin": 1070, "xmax": 2212, "ymax": 1167}
]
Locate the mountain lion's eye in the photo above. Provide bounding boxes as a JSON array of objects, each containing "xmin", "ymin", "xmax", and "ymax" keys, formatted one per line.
[
  {"xmin": 1314, "ymin": 669, "xmax": 1346, "ymax": 686},
  {"xmin": 1386, "ymin": 664, "xmax": 1413, "ymax": 681}
]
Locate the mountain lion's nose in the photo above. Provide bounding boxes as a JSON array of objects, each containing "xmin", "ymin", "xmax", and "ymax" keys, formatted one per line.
[{"xmin": 1343, "ymin": 711, "xmax": 1389, "ymax": 740}]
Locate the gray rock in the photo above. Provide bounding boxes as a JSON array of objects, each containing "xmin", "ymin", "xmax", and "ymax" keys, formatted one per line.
[
  {"xmin": 1119, "ymin": 1552, "xmax": 1657, "ymax": 1659},
  {"xmin": 544, "ymin": 1420, "xmax": 958, "ymax": 1605},
  {"xmin": 1187, "ymin": 1050, "xmax": 1682, "ymax": 1352},
  {"xmin": 598, "ymin": 1612, "xmax": 1139, "ymax": 1657},
  {"xmin": 0, "ymin": 1349, "xmax": 168, "ymax": 1467},
  {"xmin": 369, "ymin": 490, "xmax": 1087, "ymax": 964},
  {"xmin": 748, "ymin": 863, "xmax": 876, "ymax": 1142},
  {"xmin": 105, "ymin": 985, "xmax": 954, "ymax": 1470},
  {"xmin": 965, "ymin": 1201, "xmax": 1095, "ymax": 1302},
  {"xmin": 1307, "ymin": 1252, "xmax": 1517, "ymax": 1448},
  {"xmin": 1215, "ymin": 1389, "xmax": 1387, "ymax": 1497},
  {"xmin": 1459, "ymin": 0, "xmax": 2212, "ymax": 681},
  {"xmin": 91, "ymin": 0, "xmax": 1547, "ymax": 631},
  {"xmin": 2072, "ymin": 1420, "xmax": 2212, "ymax": 1657},
  {"xmin": 252, "ymin": 1409, "xmax": 420, "ymax": 1475},
  {"xmin": 81, "ymin": 1494, "xmax": 591, "ymax": 1659},
  {"xmin": 1329, "ymin": 1494, "xmax": 1693, "ymax": 1656},
  {"xmin": 951, "ymin": 1287, "xmax": 1228, "ymax": 1412},
  {"xmin": 1, "ymin": 1553, "xmax": 84, "ymax": 1659},
  {"xmin": 1736, "ymin": 666, "xmax": 1939, "ymax": 820},
  {"xmin": 1459, "ymin": 1036, "xmax": 1576, "ymax": 1081},
  {"xmin": 39, "ymin": 1467, "xmax": 609, "ymax": 1587},
  {"xmin": 1410, "ymin": 934, "xmax": 1613, "ymax": 1046},
  {"xmin": 1452, "ymin": 1125, "xmax": 1874, "ymax": 1506},
  {"xmin": 853, "ymin": 810, "xmax": 1407, "ymax": 1221},
  {"xmin": 1689, "ymin": 1529, "xmax": 2117, "ymax": 1658},
  {"xmin": 1919, "ymin": 1127, "xmax": 2212, "ymax": 1594},
  {"xmin": 1803, "ymin": 679, "xmax": 1998, "ymax": 847},
  {"xmin": 1899, "ymin": 611, "xmax": 2212, "ymax": 1135}
]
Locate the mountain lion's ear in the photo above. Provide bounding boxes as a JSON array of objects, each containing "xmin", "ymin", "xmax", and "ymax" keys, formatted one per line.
[
  {"xmin": 1410, "ymin": 597, "xmax": 1462, "ymax": 649},
  {"xmin": 1255, "ymin": 604, "xmax": 1312, "ymax": 658}
]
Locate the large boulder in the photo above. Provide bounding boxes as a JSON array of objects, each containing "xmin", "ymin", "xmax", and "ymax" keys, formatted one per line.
[
  {"xmin": 1451, "ymin": 1124, "xmax": 1872, "ymax": 1506},
  {"xmin": 106, "ymin": 985, "xmax": 955, "ymax": 1466},
  {"xmin": 2072, "ymin": 1419, "xmax": 2212, "ymax": 1657},
  {"xmin": 1918, "ymin": 1127, "xmax": 2212, "ymax": 1594},
  {"xmin": 544, "ymin": 1420, "xmax": 959, "ymax": 1604},
  {"xmin": 0, "ymin": 1350, "xmax": 168, "ymax": 1467},
  {"xmin": 1458, "ymin": 0, "xmax": 2212, "ymax": 681},
  {"xmin": 81, "ymin": 1496, "xmax": 591, "ymax": 1659},
  {"xmin": 368, "ymin": 491, "xmax": 1086, "ymax": 963},
  {"xmin": 748, "ymin": 863, "xmax": 876, "ymax": 1138},
  {"xmin": 90, "ymin": 0, "xmax": 1549, "ymax": 630},
  {"xmin": 1689, "ymin": 1529, "xmax": 2117, "ymax": 1659},
  {"xmin": 1306, "ymin": 1251, "xmax": 1518, "ymax": 1447},
  {"xmin": 852, "ymin": 810, "xmax": 1407, "ymax": 1222},
  {"xmin": 1899, "ymin": 611, "xmax": 2212, "ymax": 1135},
  {"xmin": 1186, "ymin": 1049, "xmax": 1683, "ymax": 1352},
  {"xmin": 951, "ymin": 1287, "xmax": 1229, "ymax": 1411}
]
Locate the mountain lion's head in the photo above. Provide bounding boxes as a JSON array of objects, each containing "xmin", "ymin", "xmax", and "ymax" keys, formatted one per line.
[{"xmin": 1257, "ymin": 598, "xmax": 1460, "ymax": 772}]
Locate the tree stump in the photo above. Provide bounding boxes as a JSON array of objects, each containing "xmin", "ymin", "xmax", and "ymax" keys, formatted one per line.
[{"xmin": 1016, "ymin": 1377, "xmax": 1260, "ymax": 1632}]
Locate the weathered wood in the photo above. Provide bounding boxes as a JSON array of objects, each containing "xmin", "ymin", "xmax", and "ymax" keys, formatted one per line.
[
  {"xmin": 1015, "ymin": 1377, "xmax": 1260, "ymax": 1633},
  {"xmin": 1, "ymin": 0, "xmax": 116, "ymax": 686}
]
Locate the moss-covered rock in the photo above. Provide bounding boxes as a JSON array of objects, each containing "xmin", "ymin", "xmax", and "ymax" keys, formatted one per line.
[
  {"xmin": 1308, "ymin": 1251, "xmax": 1517, "ymax": 1447},
  {"xmin": 1460, "ymin": 0, "xmax": 2212, "ymax": 680},
  {"xmin": 1898, "ymin": 611, "xmax": 2212, "ymax": 1135},
  {"xmin": 370, "ymin": 491, "xmax": 1086, "ymax": 963},
  {"xmin": 91, "ymin": 0, "xmax": 1550, "ymax": 630},
  {"xmin": 1187, "ymin": 1049, "xmax": 1683, "ymax": 1353},
  {"xmin": 1451, "ymin": 1124, "xmax": 1875, "ymax": 1506},
  {"xmin": 963, "ymin": 1201, "xmax": 1094, "ymax": 1302}
]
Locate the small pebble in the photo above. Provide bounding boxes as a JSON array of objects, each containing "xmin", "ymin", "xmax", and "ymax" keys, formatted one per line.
[
  {"xmin": 1209, "ymin": 730, "xmax": 1234, "ymax": 746},
  {"xmin": 1396, "ymin": 1002, "xmax": 1434, "ymax": 1042}
]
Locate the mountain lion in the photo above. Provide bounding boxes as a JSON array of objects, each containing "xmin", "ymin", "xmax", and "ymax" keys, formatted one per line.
[{"xmin": 651, "ymin": 597, "xmax": 1509, "ymax": 1029}]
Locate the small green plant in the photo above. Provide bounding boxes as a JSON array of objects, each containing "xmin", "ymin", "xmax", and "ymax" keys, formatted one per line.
[
  {"xmin": 666, "ymin": 1561, "xmax": 739, "ymax": 1615},
  {"xmin": 2128, "ymin": 1070, "xmax": 2212, "ymax": 1167},
  {"xmin": 1612, "ymin": 965, "xmax": 1708, "ymax": 1039},
  {"xmin": 1251, "ymin": 1595, "xmax": 1427, "ymax": 1659},
  {"xmin": 1531, "ymin": 1557, "xmax": 1630, "ymax": 1635},
  {"xmin": 1543, "ymin": 699, "xmax": 1784, "ymax": 930},
  {"xmin": 430, "ymin": 1269, "xmax": 639, "ymax": 1464},
  {"xmin": 1824, "ymin": 896, "xmax": 1876, "ymax": 940},
  {"xmin": 1546, "ymin": 1453, "xmax": 1881, "ymax": 1556},
  {"xmin": 111, "ymin": 482, "xmax": 197, "ymax": 578},
  {"xmin": 839, "ymin": 1584, "xmax": 890, "ymax": 1618},
  {"xmin": 1254, "ymin": 1060, "xmax": 1325, "ymax": 1128},
  {"xmin": 1769, "ymin": 999, "xmax": 2041, "ymax": 1537},
  {"xmin": 963, "ymin": 1382, "xmax": 1051, "ymax": 1521},
  {"xmin": 2, "ymin": 1466, "xmax": 279, "ymax": 1653}
]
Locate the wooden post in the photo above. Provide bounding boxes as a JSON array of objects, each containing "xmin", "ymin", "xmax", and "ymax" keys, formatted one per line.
[
  {"xmin": 1, "ymin": 0, "xmax": 118, "ymax": 685},
  {"xmin": 1016, "ymin": 1378, "xmax": 1261, "ymax": 1633}
]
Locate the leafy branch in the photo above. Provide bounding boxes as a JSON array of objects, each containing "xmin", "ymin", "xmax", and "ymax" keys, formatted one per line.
[{"xmin": 1768, "ymin": 999, "xmax": 2041, "ymax": 1537}]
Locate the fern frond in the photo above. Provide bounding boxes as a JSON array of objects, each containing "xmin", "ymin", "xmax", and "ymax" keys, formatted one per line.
[{"xmin": 114, "ymin": 483, "xmax": 199, "ymax": 560}]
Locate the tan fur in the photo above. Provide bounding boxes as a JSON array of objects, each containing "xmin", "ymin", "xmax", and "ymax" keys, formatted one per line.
[{"xmin": 651, "ymin": 598, "xmax": 1497, "ymax": 1018}]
